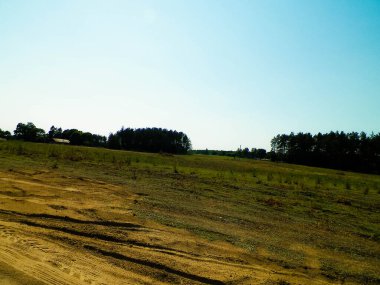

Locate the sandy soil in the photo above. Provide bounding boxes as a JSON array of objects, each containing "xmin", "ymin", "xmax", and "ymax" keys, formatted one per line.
[{"xmin": 0, "ymin": 169, "xmax": 336, "ymax": 285}]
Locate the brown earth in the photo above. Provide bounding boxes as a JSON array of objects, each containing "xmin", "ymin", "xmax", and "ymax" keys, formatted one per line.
[{"xmin": 0, "ymin": 169, "xmax": 340, "ymax": 285}]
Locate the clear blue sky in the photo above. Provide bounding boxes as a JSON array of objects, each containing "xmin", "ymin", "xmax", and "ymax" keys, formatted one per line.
[{"xmin": 1, "ymin": 0, "xmax": 379, "ymax": 150}]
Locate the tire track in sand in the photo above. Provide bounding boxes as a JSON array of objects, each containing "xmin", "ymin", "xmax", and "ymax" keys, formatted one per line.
[{"xmin": 0, "ymin": 222, "xmax": 166, "ymax": 285}]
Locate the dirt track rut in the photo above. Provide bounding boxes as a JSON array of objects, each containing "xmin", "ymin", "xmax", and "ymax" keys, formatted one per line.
[{"xmin": 0, "ymin": 170, "xmax": 332, "ymax": 284}]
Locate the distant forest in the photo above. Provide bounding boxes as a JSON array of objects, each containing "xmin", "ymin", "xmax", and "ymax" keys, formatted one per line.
[
  {"xmin": 1, "ymin": 123, "xmax": 379, "ymax": 173},
  {"xmin": 108, "ymin": 127, "xmax": 191, "ymax": 154},
  {"xmin": 270, "ymin": 132, "xmax": 380, "ymax": 174},
  {"xmin": 192, "ymin": 132, "xmax": 380, "ymax": 174},
  {"xmin": 0, "ymin": 122, "xmax": 191, "ymax": 154},
  {"xmin": 193, "ymin": 148, "xmax": 267, "ymax": 159}
]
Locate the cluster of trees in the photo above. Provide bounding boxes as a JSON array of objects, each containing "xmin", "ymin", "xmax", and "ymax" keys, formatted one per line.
[
  {"xmin": 0, "ymin": 128, "xmax": 12, "ymax": 140},
  {"xmin": 48, "ymin": 126, "xmax": 107, "ymax": 147},
  {"xmin": 8, "ymin": 122, "xmax": 108, "ymax": 147},
  {"xmin": 108, "ymin": 127, "xmax": 191, "ymax": 154},
  {"xmin": 0, "ymin": 122, "xmax": 192, "ymax": 154},
  {"xmin": 236, "ymin": 147, "xmax": 267, "ymax": 159},
  {"xmin": 270, "ymin": 131, "xmax": 380, "ymax": 173},
  {"xmin": 13, "ymin": 122, "xmax": 48, "ymax": 142}
]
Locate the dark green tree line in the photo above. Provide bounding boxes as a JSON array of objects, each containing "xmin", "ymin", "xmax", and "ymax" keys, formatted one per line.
[
  {"xmin": 270, "ymin": 131, "xmax": 380, "ymax": 173},
  {"xmin": 4, "ymin": 122, "xmax": 191, "ymax": 154},
  {"xmin": 0, "ymin": 128, "xmax": 12, "ymax": 139},
  {"xmin": 108, "ymin": 127, "xmax": 192, "ymax": 154}
]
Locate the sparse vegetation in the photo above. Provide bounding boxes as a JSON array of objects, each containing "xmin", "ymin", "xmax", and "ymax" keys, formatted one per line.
[{"xmin": 0, "ymin": 140, "xmax": 379, "ymax": 284}]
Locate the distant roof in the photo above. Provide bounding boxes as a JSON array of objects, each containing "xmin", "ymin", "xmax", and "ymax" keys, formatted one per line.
[{"xmin": 53, "ymin": 138, "xmax": 70, "ymax": 144}]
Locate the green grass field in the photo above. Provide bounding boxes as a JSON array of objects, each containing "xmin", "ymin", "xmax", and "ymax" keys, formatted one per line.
[{"xmin": 0, "ymin": 140, "xmax": 379, "ymax": 284}]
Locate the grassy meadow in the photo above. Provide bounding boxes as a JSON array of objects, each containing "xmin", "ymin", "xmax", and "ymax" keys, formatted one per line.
[{"xmin": 0, "ymin": 140, "xmax": 379, "ymax": 284}]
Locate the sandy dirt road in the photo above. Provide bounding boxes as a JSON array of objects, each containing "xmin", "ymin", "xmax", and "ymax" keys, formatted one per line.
[{"xmin": 0, "ymin": 169, "xmax": 333, "ymax": 285}]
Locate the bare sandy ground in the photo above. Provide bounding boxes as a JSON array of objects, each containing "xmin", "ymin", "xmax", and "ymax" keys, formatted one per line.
[{"xmin": 0, "ymin": 169, "xmax": 337, "ymax": 285}]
